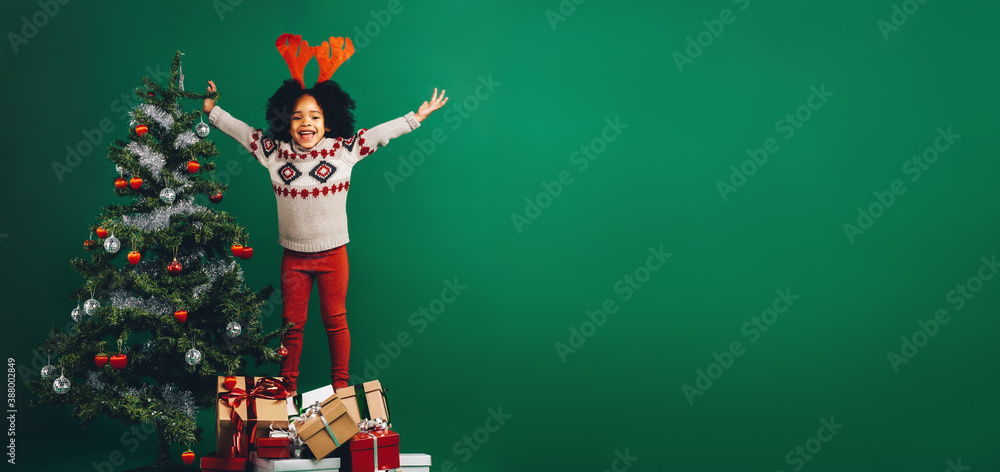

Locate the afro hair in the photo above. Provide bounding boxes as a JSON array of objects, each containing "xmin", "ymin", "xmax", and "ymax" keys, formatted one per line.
[{"xmin": 265, "ymin": 79, "xmax": 357, "ymax": 142}]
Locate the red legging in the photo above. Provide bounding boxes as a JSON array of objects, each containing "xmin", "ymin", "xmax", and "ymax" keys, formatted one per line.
[{"xmin": 279, "ymin": 245, "xmax": 350, "ymax": 392}]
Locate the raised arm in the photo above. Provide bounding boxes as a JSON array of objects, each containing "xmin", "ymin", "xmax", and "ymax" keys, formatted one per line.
[
  {"xmin": 342, "ymin": 88, "xmax": 448, "ymax": 165},
  {"xmin": 203, "ymin": 80, "xmax": 267, "ymax": 164}
]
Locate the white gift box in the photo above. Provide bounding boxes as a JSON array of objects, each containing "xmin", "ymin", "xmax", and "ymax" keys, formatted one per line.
[
  {"xmin": 398, "ymin": 453, "xmax": 431, "ymax": 472},
  {"xmin": 250, "ymin": 452, "xmax": 430, "ymax": 472},
  {"xmin": 251, "ymin": 452, "xmax": 340, "ymax": 472}
]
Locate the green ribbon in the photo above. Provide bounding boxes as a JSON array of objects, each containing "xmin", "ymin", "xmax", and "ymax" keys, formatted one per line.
[
  {"xmin": 319, "ymin": 414, "xmax": 340, "ymax": 448},
  {"xmin": 355, "ymin": 384, "xmax": 371, "ymax": 420}
]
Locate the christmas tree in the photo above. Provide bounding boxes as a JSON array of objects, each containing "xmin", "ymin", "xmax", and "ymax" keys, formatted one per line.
[{"xmin": 28, "ymin": 52, "xmax": 286, "ymax": 470}]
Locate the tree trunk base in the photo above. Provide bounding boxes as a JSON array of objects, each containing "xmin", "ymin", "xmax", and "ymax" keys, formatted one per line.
[{"xmin": 124, "ymin": 462, "xmax": 194, "ymax": 472}]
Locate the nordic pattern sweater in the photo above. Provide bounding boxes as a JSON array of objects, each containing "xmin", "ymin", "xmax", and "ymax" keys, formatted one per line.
[{"xmin": 209, "ymin": 106, "xmax": 420, "ymax": 252}]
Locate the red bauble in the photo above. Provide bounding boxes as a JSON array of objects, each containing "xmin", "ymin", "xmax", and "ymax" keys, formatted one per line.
[
  {"xmin": 114, "ymin": 177, "xmax": 128, "ymax": 189},
  {"xmin": 128, "ymin": 251, "xmax": 141, "ymax": 265},
  {"xmin": 239, "ymin": 247, "xmax": 253, "ymax": 260},
  {"xmin": 109, "ymin": 354, "xmax": 128, "ymax": 370},
  {"xmin": 209, "ymin": 191, "xmax": 223, "ymax": 203},
  {"xmin": 84, "ymin": 239, "xmax": 97, "ymax": 250},
  {"xmin": 223, "ymin": 376, "xmax": 237, "ymax": 390},
  {"xmin": 146, "ymin": 92, "xmax": 156, "ymax": 98},
  {"xmin": 277, "ymin": 346, "xmax": 289, "ymax": 358},
  {"xmin": 130, "ymin": 176, "xmax": 143, "ymax": 189},
  {"xmin": 167, "ymin": 258, "xmax": 183, "ymax": 275},
  {"xmin": 187, "ymin": 160, "xmax": 200, "ymax": 173},
  {"xmin": 96, "ymin": 227, "xmax": 109, "ymax": 239},
  {"xmin": 230, "ymin": 244, "xmax": 243, "ymax": 257},
  {"xmin": 94, "ymin": 355, "xmax": 108, "ymax": 368},
  {"xmin": 174, "ymin": 310, "xmax": 188, "ymax": 323},
  {"xmin": 181, "ymin": 450, "xmax": 195, "ymax": 466},
  {"xmin": 135, "ymin": 125, "xmax": 148, "ymax": 137}
]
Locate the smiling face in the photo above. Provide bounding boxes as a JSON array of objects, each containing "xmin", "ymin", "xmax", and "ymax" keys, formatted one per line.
[{"xmin": 290, "ymin": 94, "xmax": 329, "ymax": 149}]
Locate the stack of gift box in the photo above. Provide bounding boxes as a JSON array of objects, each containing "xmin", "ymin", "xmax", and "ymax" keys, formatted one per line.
[{"xmin": 202, "ymin": 376, "xmax": 431, "ymax": 472}]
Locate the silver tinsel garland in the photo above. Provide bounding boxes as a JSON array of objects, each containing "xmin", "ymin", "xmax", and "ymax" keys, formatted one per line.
[
  {"xmin": 131, "ymin": 104, "xmax": 175, "ymax": 130},
  {"xmin": 125, "ymin": 142, "xmax": 166, "ymax": 182},
  {"xmin": 173, "ymin": 131, "xmax": 200, "ymax": 150},
  {"xmin": 121, "ymin": 198, "xmax": 205, "ymax": 232},
  {"xmin": 192, "ymin": 258, "xmax": 237, "ymax": 300},
  {"xmin": 161, "ymin": 383, "xmax": 197, "ymax": 420},
  {"xmin": 176, "ymin": 247, "xmax": 206, "ymax": 267},
  {"xmin": 87, "ymin": 371, "xmax": 108, "ymax": 392},
  {"xmin": 108, "ymin": 289, "xmax": 175, "ymax": 317}
]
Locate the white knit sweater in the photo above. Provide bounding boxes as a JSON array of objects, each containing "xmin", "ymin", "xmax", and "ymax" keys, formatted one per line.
[{"xmin": 209, "ymin": 106, "xmax": 420, "ymax": 252}]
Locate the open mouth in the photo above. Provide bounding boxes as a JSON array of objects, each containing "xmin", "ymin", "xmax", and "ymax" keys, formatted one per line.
[{"xmin": 298, "ymin": 130, "xmax": 316, "ymax": 140}]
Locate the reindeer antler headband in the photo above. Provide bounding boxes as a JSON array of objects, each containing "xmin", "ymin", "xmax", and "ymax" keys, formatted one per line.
[{"xmin": 276, "ymin": 33, "xmax": 355, "ymax": 89}]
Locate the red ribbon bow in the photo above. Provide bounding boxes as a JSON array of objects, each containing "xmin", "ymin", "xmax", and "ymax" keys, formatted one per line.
[{"xmin": 218, "ymin": 377, "xmax": 292, "ymax": 457}]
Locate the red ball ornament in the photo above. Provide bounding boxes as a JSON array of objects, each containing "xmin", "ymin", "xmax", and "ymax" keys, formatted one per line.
[
  {"xmin": 239, "ymin": 247, "xmax": 253, "ymax": 260},
  {"xmin": 115, "ymin": 177, "xmax": 128, "ymax": 190},
  {"xmin": 181, "ymin": 450, "xmax": 195, "ymax": 466},
  {"xmin": 94, "ymin": 354, "xmax": 108, "ymax": 368},
  {"xmin": 167, "ymin": 258, "xmax": 183, "ymax": 275},
  {"xmin": 277, "ymin": 346, "xmax": 289, "ymax": 358},
  {"xmin": 174, "ymin": 310, "xmax": 188, "ymax": 323},
  {"xmin": 128, "ymin": 251, "xmax": 141, "ymax": 265},
  {"xmin": 146, "ymin": 92, "xmax": 156, "ymax": 98},
  {"xmin": 96, "ymin": 227, "xmax": 109, "ymax": 239},
  {"xmin": 84, "ymin": 239, "xmax": 97, "ymax": 250},
  {"xmin": 130, "ymin": 176, "xmax": 143, "ymax": 189},
  {"xmin": 209, "ymin": 191, "xmax": 223, "ymax": 203},
  {"xmin": 230, "ymin": 244, "xmax": 243, "ymax": 257},
  {"xmin": 135, "ymin": 125, "xmax": 148, "ymax": 137},
  {"xmin": 223, "ymin": 376, "xmax": 237, "ymax": 390},
  {"xmin": 187, "ymin": 160, "xmax": 200, "ymax": 173},
  {"xmin": 109, "ymin": 354, "xmax": 128, "ymax": 370}
]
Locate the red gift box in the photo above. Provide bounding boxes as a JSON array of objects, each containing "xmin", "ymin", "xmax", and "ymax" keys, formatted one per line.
[
  {"xmin": 337, "ymin": 429, "xmax": 399, "ymax": 472},
  {"xmin": 200, "ymin": 452, "xmax": 248, "ymax": 472},
  {"xmin": 256, "ymin": 437, "xmax": 292, "ymax": 459}
]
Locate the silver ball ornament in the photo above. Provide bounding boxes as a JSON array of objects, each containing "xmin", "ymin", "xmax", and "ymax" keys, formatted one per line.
[
  {"xmin": 71, "ymin": 306, "xmax": 83, "ymax": 322},
  {"xmin": 40, "ymin": 365, "xmax": 56, "ymax": 379},
  {"xmin": 84, "ymin": 298, "xmax": 100, "ymax": 315},
  {"xmin": 159, "ymin": 188, "xmax": 176, "ymax": 204},
  {"xmin": 104, "ymin": 234, "xmax": 120, "ymax": 253},
  {"xmin": 185, "ymin": 348, "xmax": 202, "ymax": 365},
  {"xmin": 53, "ymin": 375, "xmax": 71, "ymax": 394},
  {"xmin": 195, "ymin": 122, "xmax": 210, "ymax": 138},
  {"xmin": 225, "ymin": 321, "xmax": 242, "ymax": 338}
]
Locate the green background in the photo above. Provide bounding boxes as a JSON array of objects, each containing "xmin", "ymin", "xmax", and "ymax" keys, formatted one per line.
[{"xmin": 3, "ymin": 0, "xmax": 999, "ymax": 471}]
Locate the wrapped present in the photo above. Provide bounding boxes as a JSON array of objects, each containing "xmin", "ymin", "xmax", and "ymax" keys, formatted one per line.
[
  {"xmin": 200, "ymin": 452, "xmax": 248, "ymax": 472},
  {"xmin": 257, "ymin": 437, "xmax": 292, "ymax": 459},
  {"xmin": 249, "ymin": 452, "xmax": 341, "ymax": 471},
  {"xmin": 335, "ymin": 381, "xmax": 390, "ymax": 425},
  {"xmin": 337, "ymin": 419, "xmax": 399, "ymax": 472},
  {"xmin": 216, "ymin": 376, "xmax": 292, "ymax": 457},
  {"xmin": 294, "ymin": 394, "xmax": 360, "ymax": 459},
  {"xmin": 399, "ymin": 453, "xmax": 431, "ymax": 472}
]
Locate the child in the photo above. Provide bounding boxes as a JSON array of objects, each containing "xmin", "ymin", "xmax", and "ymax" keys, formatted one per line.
[{"xmin": 202, "ymin": 35, "xmax": 447, "ymax": 401}]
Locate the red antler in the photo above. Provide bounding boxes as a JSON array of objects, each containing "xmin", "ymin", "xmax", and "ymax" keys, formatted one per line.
[
  {"xmin": 314, "ymin": 37, "xmax": 355, "ymax": 83},
  {"xmin": 275, "ymin": 33, "xmax": 315, "ymax": 89}
]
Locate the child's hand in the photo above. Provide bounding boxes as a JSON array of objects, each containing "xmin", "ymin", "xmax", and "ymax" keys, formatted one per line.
[
  {"xmin": 414, "ymin": 88, "xmax": 448, "ymax": 123},
  {"xmin": 203, "ymin": 80, "xmax": 217, "ymax": 115}
]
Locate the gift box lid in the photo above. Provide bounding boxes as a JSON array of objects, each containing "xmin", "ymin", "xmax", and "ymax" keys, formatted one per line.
[
  {"xmin": 400, "ymin": 453, "xmax": 431, "ymax": 467},
  {"xmin": 257, "ymin": 437, "xmax": 292, "ymax": 448},
  {"xmin": 296, "ymin": 395, "xmax": 354, "ymax": 440},
  {"xmin": 200, "ymin": 452, "xmax": 249, "ymax": 471},
  {"xmin": 250, "ymin": 452, "xmax": 341, "ymax": 472},
  {"xmin": 348, "ymin": 429, "xmax": 399, "ymax": 451}
]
